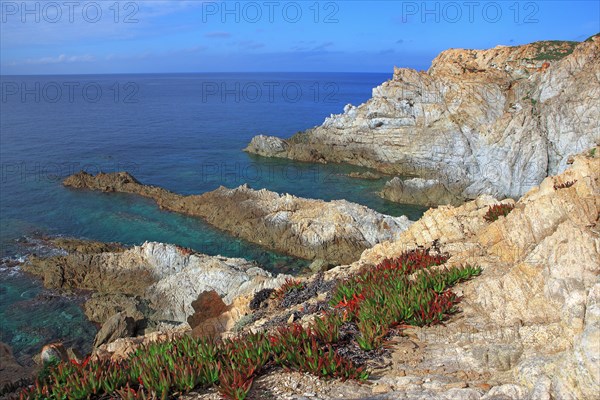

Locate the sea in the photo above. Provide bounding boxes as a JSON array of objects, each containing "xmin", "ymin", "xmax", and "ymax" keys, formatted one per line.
[{"xmin": 0, "ymin": 73, "xmax": 427, "ymax": 363}]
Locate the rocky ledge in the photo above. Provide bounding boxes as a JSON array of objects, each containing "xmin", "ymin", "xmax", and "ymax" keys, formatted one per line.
[
  {"xmin": 246, "ymin": 36, "xmax": 600, "ymax": 205},
  {"xmin": 63, "ymin": 171, "xmax": 412, "ymax": 265},
  {"xmin": 24, "ymin": 240, "xmax": 290, "ymax": 349}
]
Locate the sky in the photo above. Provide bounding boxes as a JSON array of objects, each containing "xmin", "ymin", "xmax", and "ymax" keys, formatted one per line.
[{"xmin": 0, "ymin": 0, "xmax": 598, "ymax": 74}]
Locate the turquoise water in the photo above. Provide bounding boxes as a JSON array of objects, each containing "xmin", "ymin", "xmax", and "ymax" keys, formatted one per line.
[{"xmin": 0, "ymin": 73, "xmax": 427, "ymax": 361}]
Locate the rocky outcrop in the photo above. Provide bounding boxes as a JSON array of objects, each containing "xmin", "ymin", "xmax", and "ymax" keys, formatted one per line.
[
  {"xmin": 22, "ymin": 149, "xmax": 597, "ymax": 399},
  {"xmin": 246, "ymin": 37, "xmax": 600, "ymax": 205},
  {"xmin": 24, "ymin": 240, "xmax": 291, "ymax": 347},
  {"xmin": 323, "ymin": 148, "xmax": 600, "ymax": 399},
  {"xmin": 64, "ymin": 172, "xmax": 412, "ymax": 265},
  {"xmin": 83, "ymin": 293, "xmax": 147, "ymax": 325}
]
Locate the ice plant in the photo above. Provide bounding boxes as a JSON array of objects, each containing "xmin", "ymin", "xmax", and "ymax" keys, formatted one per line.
[
  {"xmin": 273, "ymin": 278, "xmax": 305, "ymax": 301},
  {"xmin": 312, "ymin": 312, "xmax": 343, "ymax": 344},
  {"xmin": 18, "ymin": 249, "xmax": 480, "ymax": 400},
  {"xmin": 484, "ymin": 204, "xmax": 515, "ymax": 222},
  {"xmin": 217, "ymin": 363, "xmax": 255, "ymax": 400},
  {"xmin": 330, "ymin": 249, "xmax": 481, "ymax": 351}
]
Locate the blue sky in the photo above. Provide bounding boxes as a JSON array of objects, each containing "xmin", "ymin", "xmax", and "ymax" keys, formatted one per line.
[{"xmin": 1, "ymin": 0, "xmax": 598, "ymax": 74}]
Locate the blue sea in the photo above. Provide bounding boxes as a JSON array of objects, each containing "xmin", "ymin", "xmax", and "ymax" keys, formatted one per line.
[{"xmin": 0, "ymin": 73, "xmax": 427, "ymax": 363}]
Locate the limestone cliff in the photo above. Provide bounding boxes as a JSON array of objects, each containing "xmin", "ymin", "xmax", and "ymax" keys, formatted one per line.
[
  {"xmin": 246, "ymin": 37, "xmax": 600, "ymax": 205},
  {"xmin": 63, "ymin": 172, "xmax": 412, "ymax": 265}
]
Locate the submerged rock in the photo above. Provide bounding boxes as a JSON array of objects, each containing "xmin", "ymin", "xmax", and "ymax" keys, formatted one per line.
[
  {"xmin": 246, "ymin": 38, "xmax": 600, "ymax": 205},
  {"xmin": 64, "ymin": 172, "xmax": 413, "ymax": 265}
]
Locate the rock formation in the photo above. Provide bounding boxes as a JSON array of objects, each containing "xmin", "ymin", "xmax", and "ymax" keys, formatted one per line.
[
  {"xmin": 321, "ymin": 148, "xmax": 599, "ymax": 399},
  {"xmin": 246, "ymin": 36, "xmax": 600, "ymax": 205},
  {"xmin": 63, "ymin": 171, "xmax": 412, "ymax": 265},
  {"xmin": 24, "ymin": 240, "xmax": 291, "ymax": 347}
]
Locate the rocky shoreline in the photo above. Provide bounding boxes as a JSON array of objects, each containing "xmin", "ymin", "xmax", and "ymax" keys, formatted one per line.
[
  {"xmin": 63, "ymin": 171, "xmax": 412, "ymax": 265},
  {"xmin": 246, "ymin": 36, "xmax": 600, "ymax": 205},
  {"xmin": 2, "ymin": 37, "xmax": 599, "ymax": 400},
  {"xmin": 234, "ymin": 147, "xmax": 600, "ymax": 399},
  {"xmin": 4, "ymin": 146, "xmax": 596, "ymax": 400}
]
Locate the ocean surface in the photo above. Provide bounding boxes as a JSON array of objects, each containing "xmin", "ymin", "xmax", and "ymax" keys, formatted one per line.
[{"xmin": 0, "ymin": 73, "xmax": 427, "ymax": 362}]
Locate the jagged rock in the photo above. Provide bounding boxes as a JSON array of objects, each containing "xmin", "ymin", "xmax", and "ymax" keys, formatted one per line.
[
  {"xmin": 245, "ymin": 134, "xmax": 289, "ymax": 156},
  {"xmin": 246, "ymin": 37, "xmax": 600, "ymax": 205},
  {"xmin": 83, "ymin": 293, "xmax": 146, "ymax": 325},
  {"xmin": 25, "ymin": 240, "xmax": 291, "ymax": 345},
  {"xmin": 63, "ymin": 172, "xmax": 413, "ymax": 265},
  {"xmin": 140, "ymin": 242, "xmax": 291, "ymax": 322},
  {"xmin": 190, "ymin": 295, "xmax": 252, "ymax": 338},
  {"xmin": 186, "ymin": 290, "xmax": 229, "ymax": 330},
  {"xmin": 308, "ymin": 258, "xmax": 334, "ymax": 273},
  {"xmin": 327, "ymin": 149, "xmax": 600, "ymax": 399},
  {"xmin": 96, "ymin": 326, "xmax": 190, "ymax": 361},
  {"xmin": 24, "ymin": 238, "xmax": 156, "ymax": 295}
]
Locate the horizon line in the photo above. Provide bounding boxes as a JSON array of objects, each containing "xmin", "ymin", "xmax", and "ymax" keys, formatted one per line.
[{"xmin": 0, "ymin": 71, "xmax": 398, "ymax": 77}]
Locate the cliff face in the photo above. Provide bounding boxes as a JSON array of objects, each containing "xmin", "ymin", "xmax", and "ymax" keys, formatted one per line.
[{"xmin": 246, "ymin": 37, "xmax": 600, "ymax": 205}]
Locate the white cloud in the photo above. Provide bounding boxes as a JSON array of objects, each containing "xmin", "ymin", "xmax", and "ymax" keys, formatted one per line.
[{"xmin": 25, "ymin": 54, "xmax": 96, "ymax": 65}]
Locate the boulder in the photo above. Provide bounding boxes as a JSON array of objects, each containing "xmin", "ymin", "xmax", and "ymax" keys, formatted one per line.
[{"xmin": 93, "ymin": 312, "xmax": 137, "ymax": 348}]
